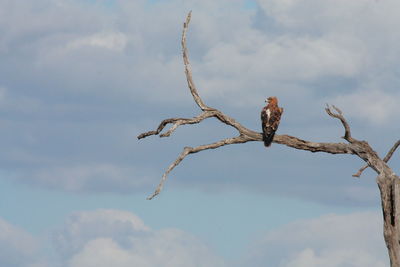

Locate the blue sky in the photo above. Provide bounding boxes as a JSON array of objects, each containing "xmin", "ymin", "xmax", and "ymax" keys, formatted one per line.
[{"xmin": 0, "ymin": 0, "xmax": 399, "ymax": 266}]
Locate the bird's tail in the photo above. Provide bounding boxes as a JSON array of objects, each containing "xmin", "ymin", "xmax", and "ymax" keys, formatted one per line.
[{"xmin": 263, "ymin": 133, "xmax": 275, "ymax": 147}]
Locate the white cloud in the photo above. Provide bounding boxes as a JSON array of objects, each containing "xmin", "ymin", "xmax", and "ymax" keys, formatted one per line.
[
  {"xmin": 240, "ymin": 212, "xmax": 388, "ymax": 267},
  {"xmin": 284, "ymin": 247, "xmax": 386, "ymax": 267},
  {"xmin": 200, "ymin": 34, "xmax": 361, "ymax": 91},
  {"xmin": 0, "ymin": 210, "xmax": 225, "ymax": 267},
  {"xmin": 54, "ymin": 209, "xmax": 149, "ymax": 258},
  {"xmin": 257, "ymin": 0, "xmax": 400, "ymax": 33},
  {"xmin": 0, "ymin": 211, "xmax": 391, "ymax": 267},
  {"xmin": 255, "ymin": 0, "xmax": 400, "ymax": 85},
  {"xmin": 68, "ymin": 238, "xmax": 143, "ymax": 267},
  {"xmin": 195, "ymin": 0, "xmax": 400, "ymax": 107},
  {"xmin": 66, "ymin": 32, "xmax": 127, "ymax": 51},
  {"xmin": 328, "ymin": 90, "xmax": 398, "ymax": 125},
  {"xmin": 53, "ymin": 209, "xmax": 225, "ymax": 267},
  {"xmin": 0, "ymin": 217, "xmax": 42, "ymax": 267},
  {"xmin": 28, "ymin": 164, "xmax": 157, "ymax": 193}
]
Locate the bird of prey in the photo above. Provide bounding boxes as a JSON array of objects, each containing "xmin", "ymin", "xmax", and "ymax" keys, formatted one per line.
[{"xmin": 261, "ymin": 96, "xmax": 283, "ymax": 147}]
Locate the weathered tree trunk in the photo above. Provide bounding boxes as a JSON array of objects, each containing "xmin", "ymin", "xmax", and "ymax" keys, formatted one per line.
[{"xmin": 378, "ymin": 173, "xmax": 400, "ymax": 267}]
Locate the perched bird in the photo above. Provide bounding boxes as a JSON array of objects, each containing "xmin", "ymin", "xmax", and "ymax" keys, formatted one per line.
[{"xmin": 261, "ymin": 96, "xmax": 283, "ymax": 147}]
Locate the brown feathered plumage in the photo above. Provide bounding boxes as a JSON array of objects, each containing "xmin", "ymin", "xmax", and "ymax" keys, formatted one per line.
[{"xmin": 261, "ymin": 97, "xmax": 283, "ymax": 147}]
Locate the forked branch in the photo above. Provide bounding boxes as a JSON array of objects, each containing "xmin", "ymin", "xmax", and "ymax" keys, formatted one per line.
[
  {"xmin": 353, "ymin": 140, "xmax": 400, "ymax": 177},
  {"xmin": 138, "ymin": 113, "xmax": 216, "ymax": 140},
  {"xmin": 325, "ymin": 104, "xmax": 353, "ymax": 142}
]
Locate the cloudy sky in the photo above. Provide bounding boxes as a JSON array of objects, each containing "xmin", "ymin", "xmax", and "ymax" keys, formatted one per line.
[{"xmin": 0, "ymin": 0, "xmax": 399, "ymax": 266}]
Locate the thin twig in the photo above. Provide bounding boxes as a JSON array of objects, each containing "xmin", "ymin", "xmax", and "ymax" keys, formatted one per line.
[
  {"xmin": 137, "ymin": 112, "xmax": 217, "ymax": 140},
  {"xmin": 383, "ymin": 140, "xmax": 400, "ymax": 162},
  {"xmin": 352, "ymin": 165, "xmax": 369, "ymax": 178},
  {"xmin": 137, "ymin": 118, "xmax": 187, "ymax": 139},
  {"xmin": 325, "ymin": 104, "xmax": 353, "ymax": 142},
  {"xmin": 147, "ymin": 135, "xmax": 251, "ymax": 200},
  {"xmin": 353, "ymin": 140, "xmax": 400, "ymax": 177},
  {"xmin": 182, "ymin": 11, "xmax": 210, "ymax": 111}
]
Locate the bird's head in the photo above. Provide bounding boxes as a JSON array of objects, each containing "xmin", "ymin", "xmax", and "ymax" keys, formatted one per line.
[{"xmin": 265, "ymin": 96, "xmax": 278, "ymax": 104}]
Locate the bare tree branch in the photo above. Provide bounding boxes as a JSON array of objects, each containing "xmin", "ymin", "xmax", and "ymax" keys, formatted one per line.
[
  {"xmin": 274, "ymin": 135, "xmax": 354, "ymax": 154},
  {"xmin": 325, "ymin": 104, "xmax": 354, "ymax": 142},
  {"xmin": 137, "ymin": 108, "xmax": 259, "ymax": 141},
  {"xmin": 138, "ymin": 118, "xmax": 187, "ymax": 139},
  {"xmin": 353, "ymin": 140, "xmax": 400, "ymax": 177},
  {"xmin": 137, "ymin": 113, "xmax": 216, "ymax": 140},
  {"xmin": 352, "ymin": 165, "xmax": 369, "ymax": 178},
  {"xmin": 147, "ymin": 135, "xmax": 252, "ymax": 200},
  {"xmin": 182, "ymin": 11, "xmax": 211, "ymax": 111},
  {"xmin": 383, "ymin": 140, "xmax": 400, "ymax": 162},
  {"xmin": 143, "ymin": 130, "xmax": 356, "ymax": 199}
]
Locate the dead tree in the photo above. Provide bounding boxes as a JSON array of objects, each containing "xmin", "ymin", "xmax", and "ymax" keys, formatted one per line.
[{"xmin": 138, "ymin": 12, "xmax": 400, "ymax": 266}]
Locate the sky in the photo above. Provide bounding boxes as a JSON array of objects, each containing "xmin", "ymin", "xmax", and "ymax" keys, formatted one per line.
[{"xmin": 0, "ymin": 0, "xmax": 399, "ymax": 266}]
